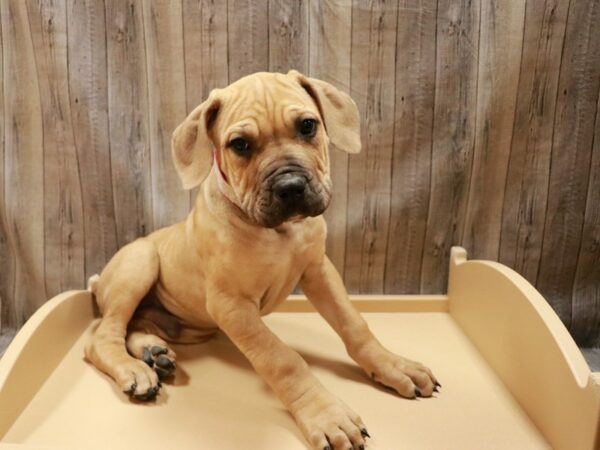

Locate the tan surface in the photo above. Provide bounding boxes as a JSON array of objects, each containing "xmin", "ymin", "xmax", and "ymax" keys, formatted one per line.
[{"xmin": 4, "ymin": 312, "xmax": 547, "ymax": 450}]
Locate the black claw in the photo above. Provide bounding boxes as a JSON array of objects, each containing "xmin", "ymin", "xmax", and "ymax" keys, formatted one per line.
[
  {"xmin": 433, "ymin": 385, "xmax": 439, "ymax": 393},
  {"xmin": 361, "ymin": 428, "xmax": 370, "ymax": 439},
  {"xmin": 142, "ymin": 348, "xmax": 153, "ymax": 367},
  {"xmin": 151, "ymin": 346, "xmax": 168, "ymax": 356},
  {"xmin": 155, "ymin": 355, "xmax": 175, "ymax": 370},
  {"xmin": 359, "ymin": 446, "xmax": 365, "ymax": 450},
  {"xmin": 415, "ymin": 388, "xmax": 422, "ymax": 398},
  {"xmin": 133, "ymin": 385, "xmax": 160, "ymax": 401},
  {"xmin": 323, "ymin": 447, "xmax": 331, "ymax": 450},
  {"xmin": 435, "ymin": 381, "xmax": 442, "ymax": 388},
  {"xmin": 123, "ymin": 382, "xmax": 137, "ymax": 396}
]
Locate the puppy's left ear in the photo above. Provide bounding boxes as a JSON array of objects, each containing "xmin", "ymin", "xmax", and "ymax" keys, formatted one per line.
[
  {"xmin": 171, "ymin": 92, "xmax": 221, "ymax": 190},
  {"xmin": 288, "ymin": 70, "xmax": 361, "ymax": 154}
]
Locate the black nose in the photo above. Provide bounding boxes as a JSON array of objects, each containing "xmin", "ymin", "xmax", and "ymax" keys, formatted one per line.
[{"xmin": 273, "ymin": 175, "xmax": 306, "ymax": 202}]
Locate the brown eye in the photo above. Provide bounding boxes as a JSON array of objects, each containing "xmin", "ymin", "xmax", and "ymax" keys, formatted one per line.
[
  {"xmin": 229, "ymin": 137, "xmax": 250, "ymax": 155},
  {"xmin": 298, "ymin": 118, "xmax": 317, "ymax": 138}
]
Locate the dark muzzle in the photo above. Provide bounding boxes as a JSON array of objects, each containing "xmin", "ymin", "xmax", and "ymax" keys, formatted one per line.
[{"xmin": 259, "ymin": 166, "xmax": 328, "ymax": 227}]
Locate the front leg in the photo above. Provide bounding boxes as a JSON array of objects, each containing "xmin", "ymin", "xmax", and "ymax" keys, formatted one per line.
[
  {"xmin": 299, "ymin": 256, "xmax": 440, "ymax": 398},
  {"xmin": 205, "ymin": 290, "xmax": 369, "ymax": 450}
]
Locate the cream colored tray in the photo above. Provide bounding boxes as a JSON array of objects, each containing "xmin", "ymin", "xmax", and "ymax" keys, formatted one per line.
[{"xmin": 0, "ymin": 248, "xmax": 598, "ymax": 449}]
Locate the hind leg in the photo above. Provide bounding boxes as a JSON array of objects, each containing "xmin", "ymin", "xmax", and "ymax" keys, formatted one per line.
[{"xmin": 85, "ymin": 238, "xmax": 162, "ymax": 400}]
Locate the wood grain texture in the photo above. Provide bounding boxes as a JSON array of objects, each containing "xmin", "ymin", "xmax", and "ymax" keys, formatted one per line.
[
  {"xmin": 106, "ymin": 0, "xmax": 153, "ymax": 248},
  {"xmin": 571, "ymin": 84, "xmax": 600, "ymax": 346},
  {"xmin": 67, "ymin": 0, "xmax": 117, "ymax": 280},
  {"xmin": 227, "ymin": 0, "xmax": 269, "ymax": 82},
  {"xmin": 420, "ymin": 0, "xmax": 480, "ymax": 294},
  {"xmin": 268, "ymin": 0, "xmax": 309, "ymax": 73},
  {"xmin": 345, "ymin": 0, "xmax": 398, "ymax": 293},
  {"xmin": 0, "ymin": 1, "xmax": 11, "ymax": 332},
  {"xmin": 143, "ymin": 0, "xmax": 190, "ymax": 226},
  {"xmin": 384, "ymin": 0, "xmax": 436, "ymax": 294},
  {"xmin": 2, "ymin": 0, "xmax": 46, "ymax": 324},
  {"xmin": 27, "ymin": 0, "xmax": 85, "ymax": 299},
  {"xmin": 182, "ymin": 0, "xmax": 229, "ymax": 108},
  {"xmin": 462, "ymin": 0, "xmax": 526, "ymax": 260},
  {"xmin": 537, "ymin": 0, "xmax": 600, "ymax": 326},
  {"xmin": 499, "ymin": 0, "xmax": 569, "ymax": 285},
  {"xmin": 309, "ymin": 0, "xmax": 352, "ymax": 275},
  {"xmin": 0, "ymin": 0, "xmax": 598, "ymax": 345}
]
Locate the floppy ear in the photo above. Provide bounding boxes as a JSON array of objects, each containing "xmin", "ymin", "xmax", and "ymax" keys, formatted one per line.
[
  {"xmin": 171, "ymin": 93, "xmax": 221, "ymax": 190},
  {"xmin": 288, "ymin": 70, "xmax": 361, "ymax": 154}
]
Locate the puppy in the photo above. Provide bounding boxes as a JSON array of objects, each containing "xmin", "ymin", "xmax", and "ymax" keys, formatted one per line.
[{"xmin": 85, "ymin": 70, "xmax": 438, "ymax": 450}]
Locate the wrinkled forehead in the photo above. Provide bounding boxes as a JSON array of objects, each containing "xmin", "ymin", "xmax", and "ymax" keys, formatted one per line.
[{"xmin": 216, "ymin": 73, "xmax": 319, "ymax": 137}]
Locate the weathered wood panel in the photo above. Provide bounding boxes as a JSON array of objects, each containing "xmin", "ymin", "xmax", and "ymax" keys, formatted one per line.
[
  {"xmin": 106, "ymin": 0, "xmax": 153, "ymax": 247},
  {"xmin": 67, "ymin": 0, "xmax": 117, "ymax": 280},
  {"xmin": 462, "ymin": 0, "xmax": 526, "ymax": 260},
  {"xmin": 0, "ymin": 1, "xmax": 12, "ymax": 332},
  {"xmin": 28, "ymin": 0, "xmax": 85, "ymax": 299},
  {"xmin": 345, "ymin": 0, "xmax": 398, "ymax": 293},
  {"xmin": 268, "ymin": 0, "xmax": 309, "ymax": 74},
  {"xmin": 143, "ymin": 0, "xmax": 190, "ymax": 225},
  {"xmin": 420, "ymin": 0, "xmax": 480, "ymax": 294},
  {"xmin": 384, "ymin": 0, "xmax": 436, "ymax": 294},
  {"xmin": 2, "ymin": 1, "xmax": 46, "ymax": 325},
  {"xmin": 499, "ymin": 0, "xmax": 569, "ymax": 285},
  {"xmin": 0, "ymin": 0, "xmax": 599, "ymax": 345},
  {"xmin": 183, "ymin": 0, "xmax": 229, "ymax": 107},
  {"xmin": 572, "ymin": 86, "xmax": 600, "ymax": 346},
  {"xmin": 537, "ymin": 0, "xmax": 600, "ymax": 326},
  {"xmin": 227, "ymin": 0, "xmax": 268, "ymax": 82}
]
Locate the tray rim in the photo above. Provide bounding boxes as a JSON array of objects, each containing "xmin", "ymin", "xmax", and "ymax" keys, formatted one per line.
[{"xmin": 0, "ymin": 246, "xmax": 598, "ymax": 450}]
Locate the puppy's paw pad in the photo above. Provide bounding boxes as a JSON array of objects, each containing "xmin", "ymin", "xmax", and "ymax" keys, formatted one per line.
[{"xmin": 142, "ymin": 346, "xmax": 176, "ymax": 379}]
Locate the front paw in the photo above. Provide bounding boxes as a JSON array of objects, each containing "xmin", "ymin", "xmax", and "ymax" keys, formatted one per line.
[
  {"xmin": 367, "ymin": 350, "xmax": 439, "ymax": 398},
  {"xmin": 292, "ymin": 388, "xmax": 369, "ymax": 450}
]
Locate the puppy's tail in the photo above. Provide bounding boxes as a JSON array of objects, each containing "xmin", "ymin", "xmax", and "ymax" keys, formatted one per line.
[{"xmin": 87, "ymin": 274, "xmax": 100, "ymax": 294}]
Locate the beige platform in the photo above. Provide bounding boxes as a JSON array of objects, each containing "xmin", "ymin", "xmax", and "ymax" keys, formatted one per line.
[{"xmin": 0, "ymin": 247, "xmax": 598, "ymax": 449}]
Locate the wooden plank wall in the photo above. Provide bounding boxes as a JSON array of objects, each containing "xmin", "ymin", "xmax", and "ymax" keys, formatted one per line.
[{"xmin": 0, "ymin": 0, "xmax": 599, "ymax": 345}]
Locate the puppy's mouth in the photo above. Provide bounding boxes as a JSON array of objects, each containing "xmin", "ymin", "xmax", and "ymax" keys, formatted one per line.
[{"xmin": 252, "ymin": 164, "xmax": 331, "ymax": 228}]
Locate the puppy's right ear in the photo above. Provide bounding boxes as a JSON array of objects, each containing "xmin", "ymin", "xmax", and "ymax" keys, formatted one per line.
[{"xmin": 171, "ymin": 92, "xmax": 221, "ymax": 190}]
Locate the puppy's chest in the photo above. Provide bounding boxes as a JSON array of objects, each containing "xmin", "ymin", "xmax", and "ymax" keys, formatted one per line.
[
  {"xmin": 232, "ymin": 232, "xmax": 312, "ymax": 283},
  {"xmin": 229, "ymin": 227, "xmax": 321, "ymax": 310}
]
